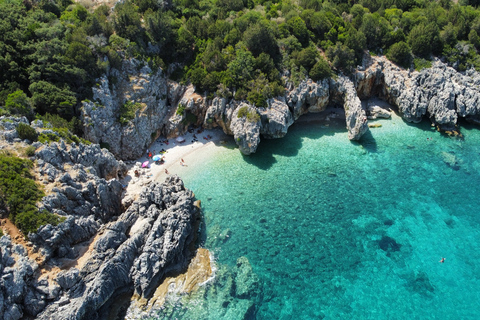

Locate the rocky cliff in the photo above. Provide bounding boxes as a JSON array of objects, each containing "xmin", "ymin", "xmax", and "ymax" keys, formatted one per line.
[
  {"xmin": 354, "ymin": 56, "xmax": 480, "ymax": 131},
  {"xmin": 81, "ymin": 55, "xmax": 480, "ymax": 158},
  {"xmin": 81, "ymin": 59, "xmax": 170, "ymax": 160}
]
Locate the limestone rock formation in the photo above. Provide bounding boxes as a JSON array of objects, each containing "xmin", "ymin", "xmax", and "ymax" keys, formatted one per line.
[
  {"xmin": 203, "ymin": 97, "xmax": 237, "ymax": 134},
  {"xmin": 81, "ymin": 58, "xmax": 170, "ymax": 160},
  {"xmin": 259, "ymin": 97, "xmax": 294, "ymax": 139},
  {"xmin": 354, "ymin": 56, "xmax": 480, "ymax": 131},
  {"xmin": 332, "ymin": 76, "xmax": 369, "ymax": 140},
  {"xmin": 164, "ymin": 84, "xmax": 207, "ymax": 137},
  {"xmin": 0, "ymin": 236, "xmax": 39, "ymax": 320},
  {"xmin": 286, "ymin": 78, "xmax": 330, "ymax": 119},
  {"xmin": 36, "ymin": 176, "xmax": 199, "ymax": 320},
  {"xmin": 230, "ymin": 104, "xmax": 261, "ymax": 155},
  {"xmin": 31, "ymin": 141, "xmax": 127, "ymax": 261},
  {"xmin": 0, "ymin": 116, "xmax": 29, "ymax": 143},
  {"xmin": 366, "ymin": 101, "xmax": 392, "ymax": 119}
]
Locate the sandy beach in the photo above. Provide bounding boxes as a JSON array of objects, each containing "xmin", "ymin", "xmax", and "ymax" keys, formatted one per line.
[{"xmin": 121, "ymin": 128, "xmax": 232, "ymax": 201}]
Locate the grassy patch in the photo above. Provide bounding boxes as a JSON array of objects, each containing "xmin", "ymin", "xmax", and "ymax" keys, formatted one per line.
[
  {"xmin": 414, "ymin": 58, "xmax": 432, "ymax": 71},
  {"xmin": 237, "ymin": 106, "xmax": 260, "ymax": 122}
]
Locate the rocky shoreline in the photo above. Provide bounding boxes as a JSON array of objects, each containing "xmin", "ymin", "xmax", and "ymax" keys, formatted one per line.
[
  {"xmin": 81, "ymin": 55, "xmax": 480, "ymax": 160},
  {"xmin": 2, "ymin": 53, "xmax": 480, "ymax": 319}
]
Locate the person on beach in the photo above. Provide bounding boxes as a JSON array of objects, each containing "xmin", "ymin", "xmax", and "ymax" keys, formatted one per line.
[{"xmin": 165, "ymin": 169, "xmax": 169, "ymax": 174}]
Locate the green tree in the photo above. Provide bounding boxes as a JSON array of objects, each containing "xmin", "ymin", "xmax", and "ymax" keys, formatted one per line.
[
  {"xmin": 326, "ymin": 42, "xmax": 355, "ymax": 71},
  {"xmin": 469, "ymin": 29, "xmax": 480, "ymax": 49},
  {"xmin": 360, "ymin": 13, "xmax": 391, "ymax": 50},
  {"xmin": 310, "ymin": 57, "xmax": 332, "ymax": 81},
  {"xmin": 227, "ymin": 47, "xmax": 255, "ymax": 86},
  {"xmin": 296, "ymin": 46, "xmax": 319, "ymax": 71},
  {"xmin": 243, "ymin": 22, "xmax": 278, "ymax": 57},
  {"xmin": 29, "ymin": 81, "xmax": 76, "ymax": 117},
  {"xmin": 114, "ymin": 1, "xmax": 143, "ymax": 43},
  {"xmin": 386, "ymin": 41, "xmax": 412, "ymax": 68},
  {"xmin": 287, "ymin": 16, "xmax": 310, "ymax": 47},
  {"xmin": 408, "ymin": 23, "xmax": 442, "ymax": 58},
  {"xmin": 5, "ymin": 90, "xmax": 33, "ymax": 118}
]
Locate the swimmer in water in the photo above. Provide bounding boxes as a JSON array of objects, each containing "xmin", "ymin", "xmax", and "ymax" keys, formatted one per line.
[{"xmin": 440, "ymin": 257, "xmax": 445, "ymax": 263}]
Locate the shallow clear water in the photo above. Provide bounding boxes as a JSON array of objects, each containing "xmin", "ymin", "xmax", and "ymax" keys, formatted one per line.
[{"xmin": 157, "ymin": 113, "xmax": 480, "ymax": 319}]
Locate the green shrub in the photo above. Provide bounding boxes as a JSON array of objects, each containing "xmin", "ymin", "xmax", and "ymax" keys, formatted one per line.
[
  {"xmin": 24, "ymin": 145, "xmax": 36, "ymax": 157},
  {"xmin": 38, "ymin": 128, "xmax": 90, "ymax": 145},
  {"xmin": 17, "ymin": 123, "xmax": 38, "ymax": 142},
  {"xmin": 36, "ymin": 113, "xmax": 80, "ymax": 134},
  {"xmin": 247, "ymin": 110, "xmax": 260, "ymax": 122},
  {"xmin": 414, "ymin": 58, "xmax": 432, "ymax": 71},
  {"xmin": 0, "ymin": 155, "xmax": 62, "ymax": 235},
  {"xmin": 237, "ymin": 106, "xmax": 249, "ymax": 118},
  {"xmin": 119, "ymin": 101, "xmax": 142, "ymax": 125},
  {"xmin": 5, "ymin": 90, "xmax": 33, "ymax": 119},
  {"xmin": 237, "ymin": 106, "xmax": 259, "ymax": 122},
  {"xmin": 176, "ymin": 104, "xmax": 186, "ymax": 116}
]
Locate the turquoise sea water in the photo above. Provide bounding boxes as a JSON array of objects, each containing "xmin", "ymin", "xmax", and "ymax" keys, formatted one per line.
[{"xmin": 154, "ymin": 111, "xmax": 480, "ymax": 319}]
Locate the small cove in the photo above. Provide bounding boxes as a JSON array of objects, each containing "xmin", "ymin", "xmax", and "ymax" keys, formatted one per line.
[{"xmin": 148, "ymin": 111, "xmax": 480, "ymax": 319}]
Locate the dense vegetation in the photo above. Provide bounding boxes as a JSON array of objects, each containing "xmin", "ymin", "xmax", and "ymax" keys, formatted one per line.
[
  {"xmin": 2, "ymin": 0, "xmax": 480, "ymax": 119},
  {"xmin": 0, "ymin": 154, "xmax": 62, "ymax": 234}
]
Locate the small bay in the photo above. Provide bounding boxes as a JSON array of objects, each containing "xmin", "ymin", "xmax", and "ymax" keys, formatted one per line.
[{"xmin": 154, "ymin": 112, "xmax": 480, "ymax": 319}]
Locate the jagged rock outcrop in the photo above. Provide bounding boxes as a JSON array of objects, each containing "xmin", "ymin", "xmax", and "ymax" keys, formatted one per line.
[
  {"xmin": 30, "ymin": 141, "xmax": 127, "ymax": 261},
  {"xmin": 36, "ymin": 175, "xmax": 199, "ymax": 320},
  {"xmin": 81, "ymin": 58, "xmax": 170, "ymax": 160},
  {"xmin": 230, "ymin": 104, "xmax": 262, "ymax": 155},
  {"xmin": 355, "ymin": 56, "xmax": 480, "ymax": 131},
  {"xmin": 259, "ymin": 97, "xmax": 294, "ymax": 139},
  {"xmin": 0, "ymin": 116, "xmax": 29, "ymax": 143},
  {"xmin": 0, "ymin": 236, "xmax": 39, "ymax": 320},
  {"xmin": 203, "ymin": 97, "xmax": 238, "ymax": 134},
  {"xmin": 286, "ymin": 78, "xmax": 330, "ymax": 119},
  {"xmin": 164, "ymin": 84, "xmax": 207, "ymax": 136},
  {"xmin": 332, "ymin": 76, "xmax": 369, "ymax": 140},
  {"xmin": 366, "ymin": 100, "xmax": 392, "ymax": 119}
]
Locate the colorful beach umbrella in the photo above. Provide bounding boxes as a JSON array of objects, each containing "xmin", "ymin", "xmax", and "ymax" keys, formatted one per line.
[
  {"xmin": 152, "ymin": 155, "xmax": 161, "ymax": 161},
  {"xmin": 142, "ymin": 161, "xmax": 150, "ymax": 168}
]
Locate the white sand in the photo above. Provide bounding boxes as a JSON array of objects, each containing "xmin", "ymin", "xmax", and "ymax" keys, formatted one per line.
[{"xmin": 121, "ymin": 128, "xmax": 232, "ymax": 201}]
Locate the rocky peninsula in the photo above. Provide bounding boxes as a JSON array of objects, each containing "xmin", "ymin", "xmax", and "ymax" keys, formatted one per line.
[{"xmin": 2, "ymin": 54, "xmax": 480, "ymax": 319}]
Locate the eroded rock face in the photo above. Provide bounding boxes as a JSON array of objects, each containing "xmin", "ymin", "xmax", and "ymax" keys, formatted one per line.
[
  {"xmin": 287, "ymin": 78, "xmax": 330, "ymax": 119},
  {"xmin": 231, "ymin": 104, "xmax": 261, "ymax": 155},
  {"xmin": 0, "ymin": 236, "xmax": 38, "ymax": 320},
  {"xmin": 81, "ymin": 58, "xmax": 169, "ymax": 160},
  {"xmin": 355, "ymin": 56, "xmax": 480, "ymax": 131},
  {"xmin": 332, "ymin": 76, "xmax": 369, "ymax": 140},
  {"xmin": 31, "ymin": 141, "xmax": 127, "ymax": 261},
  {"xmin": 36, "ymin": 176, "xmax": 199, "ymax": 320},
  {"xmin": 260, "ymin": 97, "xmax": 294, "ymax": 139}
]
